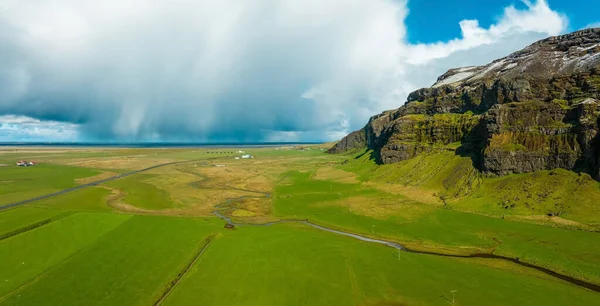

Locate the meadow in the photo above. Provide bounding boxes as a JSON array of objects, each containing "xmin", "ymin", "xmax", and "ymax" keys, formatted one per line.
[{"xmin": 0, "ymin": 145, "xmax": 599, "ymax": 305}]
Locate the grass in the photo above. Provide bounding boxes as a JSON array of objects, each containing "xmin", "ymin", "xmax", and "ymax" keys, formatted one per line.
[
  {"xmin": 0, "ymin": 163, "xmax": 100, "ymax": 206},
  {"xmin": 32, "ymin": 187, "xmax": 114, "ymax": 212},
  {"xmin": 0, "ymin": 213, "xmax": 130, "ymax": 297},
  {"xmin": 0, "ymin": 208, "xmax": 64, "ymax": 237},
  {"xmin": 162, "ymin": 223, "xmax": 600, "ymax": 306},
  {"xmin": 273, "ymin": 170, "xmax": 600, "ymax": 284},
  {"xmin": 1, "ymin": 146, "xmax": 600, "ymax": 305},
  {"xmin": 106, "ymin": 174, "xmax": 179, "ymax": 210},
  {"xmin": 1, "ymin": 216, "xmax": 220, "ymax": 305},
  {"xmin": 342, "ymin": 149, "xmax": 600, "ymax": 227},
  {"xmin": 454, "ymin": 169, "xmax": 600, "ymax": 226}
]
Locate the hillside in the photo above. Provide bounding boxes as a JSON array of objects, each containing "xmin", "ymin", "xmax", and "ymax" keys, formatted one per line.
[{"xmin": 329, "ymin": 28, "xmax": 600, "ymax": 179}]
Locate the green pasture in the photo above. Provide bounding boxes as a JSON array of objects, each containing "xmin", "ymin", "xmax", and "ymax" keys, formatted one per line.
[
  {"xmin": 106, "ymin": 174, "xmax": 178, "ymax": 210},
  {"xmin": 163, "ymin": 223, "xmax": 600, "ymax": 306},
  {"xmin": 0, "ymin": 147, "xmax": 599, "ymax": 305},
  {"xmin": 0, "ymin": 207, "xmax": 64, "ymax": 237},
  {"xmin": 2, "ymin": 216, "xmax": 220, "ymax": 305},
  {"xmin": 0, "ymin": 164, "xmax": 100, "ymax": 206},
  {"xmin": 0, "ymin": 213, "xmax": 130, "ymax": 297},
  {"xmin": 274, "ymin": 170, "xmax": 600, "ymax": 284},
  {"xmin": 32, "ymin": 187, "xmax": 114, "ymax": 213}
]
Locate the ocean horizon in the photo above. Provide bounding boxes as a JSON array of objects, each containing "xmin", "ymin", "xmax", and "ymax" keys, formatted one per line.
[{"xmin": 0, "ymin": 142, "xmax": 324, "ymax": 148}]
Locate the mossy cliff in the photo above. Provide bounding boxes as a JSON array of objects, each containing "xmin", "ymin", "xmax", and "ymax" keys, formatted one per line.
[{"xmin": 329, "ymin": 28, "xmax": 600, "ymax": 179}]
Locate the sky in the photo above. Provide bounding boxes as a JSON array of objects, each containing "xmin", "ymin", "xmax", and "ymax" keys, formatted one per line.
[{"xmin": 0, "ymin": 0, "xmax": 598, "ymax": 143}]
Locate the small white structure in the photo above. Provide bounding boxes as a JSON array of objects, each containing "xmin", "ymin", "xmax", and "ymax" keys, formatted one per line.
[
  {"xmin": 234, "ymin": 157, "xmax": 240, "ymax": 160},
  {"xmin": 241, "ymin": 154, "xmax": 254, "ymax": 159},
  {"xmin": 238, "ymin": 150, "xmax": 245, "ymax": 153},
  {"xmin": 17, "ymin": 161, "xmax": 37, "ymax": 167}
]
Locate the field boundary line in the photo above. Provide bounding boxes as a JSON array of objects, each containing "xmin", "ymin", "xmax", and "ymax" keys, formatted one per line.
[
  {"xmin": 0, "ymin": 233, "xmax": 89, "ymax": 302},
  {"xmin": 0, "ymin": 213, "xmax": 133, "ymax": 302},
  {"xmin": 154, "ymin": 234, "xmax": 215, "ymax": 306},
  {"xmin": 0, "ymin": 212, "xmax": 76, "ymax": 241}
]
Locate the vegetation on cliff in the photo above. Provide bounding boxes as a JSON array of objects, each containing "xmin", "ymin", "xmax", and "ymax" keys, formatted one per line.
[{"xmin": 329, "ymin": 28, "xmax": 600, "ymax": 180}]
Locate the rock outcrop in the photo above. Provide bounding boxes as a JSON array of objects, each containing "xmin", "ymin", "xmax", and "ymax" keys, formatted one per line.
[{"xmin": 329, "ymin": 28, "xmax": 600, "ymax": 179}]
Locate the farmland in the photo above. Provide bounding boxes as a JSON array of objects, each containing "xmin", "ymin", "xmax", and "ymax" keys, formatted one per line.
[{"xmin": 0, "ymin": 145, "xmax": 599, "ymax": 305}]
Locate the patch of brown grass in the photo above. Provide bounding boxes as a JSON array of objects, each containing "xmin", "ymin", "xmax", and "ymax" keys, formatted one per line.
[
  {"xmin": 315, "ymin": 195, "xmax": 434, "ymax": 221},
  {"xmin": 314, "ymin": 167, "xmax": 359, "ymax": 184},
  {"xmin": 506, "ymin": 214, "xmax": 596, "ymax": 231},
  {"xmin": 364, "ymin": 182, "xmax": 441, "ymax": 205},
  {"xmin": 61, "ymin": 157, "xmax": 175, "ymax": 170},
  {"xmin": 75, "ymin": 171, "xmax": 118, "ymax": 185}
]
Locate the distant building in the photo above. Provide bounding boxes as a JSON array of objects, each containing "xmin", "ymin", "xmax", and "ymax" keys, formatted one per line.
[
  {"xmin": 16, "ymin": 161, "xmax": 37, "ymax": 167},
  {"xmin": 241, "ymin": 154, "xmax": 254, "ymax": 159},
  {"xmin": 234, "ymin": 157, "xmax": 240, "ymax": 160}
]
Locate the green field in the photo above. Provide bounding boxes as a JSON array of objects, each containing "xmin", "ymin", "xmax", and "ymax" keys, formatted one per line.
[
  {"xmin": 274, "ymin": 170, "xmax": 600, "ymax": 283},
  {"xmin": 0, "ymin": 164, "xmax": 101, "ymax": 206},
  {"xmin": 0, "ymin": 213, "xmax": 130, "ymax": 297},
  {"xmin": 32, "ymin": 187, "xmax": 114, "ymax": 212},
  {"xmin": 0, "ymin": 146, "xmax": 598, "ymax": 305},
  {"xmin": 2, "ymin": 216, "xmax": 218, "ymax": 305},
  {"xmin": 163, "ymin": 223, "xmax": 599, "ymax": 306},
  {"xmin": 106, "ymin": 174, "xmax": 179, "ymax": 210},
  {"xmin": 0, "ymin": 208, "xmax": 65, "ymax": 237}
]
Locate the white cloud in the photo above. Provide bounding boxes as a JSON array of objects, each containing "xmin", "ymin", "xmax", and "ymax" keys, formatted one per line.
[
  {"xmin": 0, "ymin": 115, "xmax": 79, "ymax": 141},
  {"xmin": 584, "ymin": 22, "xmax": 600, "ymax": 30},
  {"xmin": 405, "ymin": 0, "xmax": 566, "ymax": 65},
  {"xmin": 0, "ymin": 0, "xmax": 568, "ymax": 142}
]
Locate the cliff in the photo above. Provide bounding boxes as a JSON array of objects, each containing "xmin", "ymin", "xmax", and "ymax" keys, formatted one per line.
[{"xmin": 329, "ymin": 28, "xmax": 600, "ymax": 179}]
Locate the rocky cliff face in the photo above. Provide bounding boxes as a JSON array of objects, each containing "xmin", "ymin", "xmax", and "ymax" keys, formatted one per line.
[{"xmin": 329, "ymin": 28, "xmax": 600, "ymax": 179}]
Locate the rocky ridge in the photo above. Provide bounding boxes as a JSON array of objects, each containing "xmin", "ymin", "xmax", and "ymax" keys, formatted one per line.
[{"xmin": 329, "ymin": 28, "xmax": 600, "ymax": 179}]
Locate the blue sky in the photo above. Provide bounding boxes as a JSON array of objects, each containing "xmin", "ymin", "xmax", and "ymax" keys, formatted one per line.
[
  {"xmin": 405, "ymin": 0, "xmax": 598, "ymax": 44},
  {"xmin": 0, "ymin": 0, "xmax": 598, "ymax": 143}
]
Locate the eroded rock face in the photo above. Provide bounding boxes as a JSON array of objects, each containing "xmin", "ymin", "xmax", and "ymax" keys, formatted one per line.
[{"xmin": 328, "ymin": 28, "xmax": 600, "ymax": 179}]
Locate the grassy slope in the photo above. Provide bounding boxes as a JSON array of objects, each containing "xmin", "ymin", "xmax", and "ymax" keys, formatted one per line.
[
  {"xmin": 163, "ymin": 223, "xmax": 600, "ymax": 306},
  {"xmin": 0, "ymin": 213, "xmax": 130, "ymax": 297},
  {"xmin": 343, "ymin": 150, "xmax": 600, "ymax": 226},
  {"xmin": 2, "ymin": 216, "xmax": 220, "ymax": 306},
  {"xmin": 0, "ymin": 164, "xmax": 100, "ymax": 206}
]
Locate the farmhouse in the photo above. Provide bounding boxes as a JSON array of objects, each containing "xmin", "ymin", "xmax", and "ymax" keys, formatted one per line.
[
  {"xmin": 241, "ymin": 154, "xmax": 254, "ymax": 159},
  {"xmin": 16, "ymin": 161, "xmax": 37, "ymax": 167}
]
